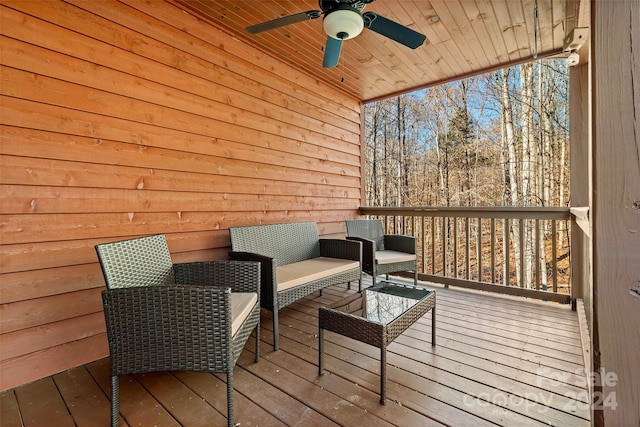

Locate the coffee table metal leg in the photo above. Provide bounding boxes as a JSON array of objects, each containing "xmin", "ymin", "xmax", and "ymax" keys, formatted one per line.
[
  {"xmin": 432, "ymin": 304, "xmax": 436, "ymax": 346},
  {"xmin": 380, "ymin": 346, "xmax": 386, "ymax": 405}
]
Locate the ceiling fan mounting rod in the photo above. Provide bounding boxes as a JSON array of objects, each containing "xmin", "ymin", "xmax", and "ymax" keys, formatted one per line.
[{"xmin": 321, "ymin": 0, "xmax": 372, "ymax": 13}]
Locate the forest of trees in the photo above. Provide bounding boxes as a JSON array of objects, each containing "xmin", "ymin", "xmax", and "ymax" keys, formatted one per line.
[
  {"xmin": 364, "ymin": 59, "xmax": 571, "ymax": 290},
  {"xmin": 364, "ymin": 59, "xmax": 570, "ymax": 209}
]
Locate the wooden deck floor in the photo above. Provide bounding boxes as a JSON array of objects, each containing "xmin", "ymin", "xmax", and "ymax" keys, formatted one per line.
[{"xmin": 1, "ymin": 280, "xmax": 591, "ymax": 427}]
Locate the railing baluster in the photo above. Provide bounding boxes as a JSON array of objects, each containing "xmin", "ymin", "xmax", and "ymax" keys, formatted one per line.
[
  {"xmin": 442, "ymin": 217, "xmax": 447, "ymax": 279},
  {"xmin": 431, "ymin": 216, "xmax": 435, "ymax": 275},
  {"xmin": 453, "ymin": 217, "xmax": 459, "ymax": 278},
  {"xmin": 552, "ymin": 220, "xmax": 558, "ymax": 293},
  {"xmin": 421, "ymin": 216, "xmax": 426, "ymax": 274},
  {"xmin": 477, "ymin": 217, "xmax": 482, "ymax": 282},
  {"xmin": 505, "ymin": 218, "xmax": 510, "ymax": 287},
  {"xmin": 535, "ymin": 219, "xmax": 541, "ymax": 290},
  {"xmin": 491, "ymin": 218, "xmax": 496, "ymax": 284},
  {"xmin": 519, "ymin": 219, "xmax": 525, "ymax": 288},
  {"xmin": 465, "ymin": 217, "xmax": 470, "ymax": 280}
]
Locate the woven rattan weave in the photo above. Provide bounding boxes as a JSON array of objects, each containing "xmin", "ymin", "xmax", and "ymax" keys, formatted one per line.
[{"xmin": 96, "ymin": 234, "xmax": 260, "ymax": 427}]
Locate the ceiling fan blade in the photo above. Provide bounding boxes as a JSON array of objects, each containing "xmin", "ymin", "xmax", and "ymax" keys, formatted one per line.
[
  {"xmin": 362, "ymin": 11, "xmax": 426, "ymax": 49},
  {"xmin": 322, "ymin": 36, "xmax": 343, "ymax": 68},
  {"xmin": 246, "ymin": 10, "xmax": 322, "ymax": 34}
]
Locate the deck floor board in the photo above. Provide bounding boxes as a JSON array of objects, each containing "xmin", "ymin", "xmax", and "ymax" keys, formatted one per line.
[{"xmin": 1, "ymin": 280, "xmax": 590, "ymax": 427}]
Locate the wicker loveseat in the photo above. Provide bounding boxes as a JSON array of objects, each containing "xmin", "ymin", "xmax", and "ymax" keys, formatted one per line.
[{"xmin": 229, "ymin": 221, "xmax": 362, "ymax": 350}]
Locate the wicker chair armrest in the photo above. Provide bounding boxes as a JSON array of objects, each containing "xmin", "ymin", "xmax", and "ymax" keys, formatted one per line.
[
  {"xmin": 346, "ymin": 236, "xmax": 375, "ymax": 269},
  {"xmin": 102, "ymin": 285, "xmax": 233, "ymax": 375},
  {"xmin": 383, "ymin": 234, "xmax": 416, "ymax": 254},
  {"xmin": 229, "ymin": 251, "xmax": 272, "ymax": 263},
  {"xmin": 319, "ymin": 239, "xmax": 362, "ymax": 262},
  {"xmin": 229, "ymin": 251, "xmax": 276, "ymax": 305},
  {"xmin": 173, "ymin": 261, "xmax": 260, "ymax": 295}
]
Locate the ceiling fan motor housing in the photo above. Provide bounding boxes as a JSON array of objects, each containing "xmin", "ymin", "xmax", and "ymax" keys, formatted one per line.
[{"xmin": 322, "ymin": 4, "xmax": 364, "ymax": 40}]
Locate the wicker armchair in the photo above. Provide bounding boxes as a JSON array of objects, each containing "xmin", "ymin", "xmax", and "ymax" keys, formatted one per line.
[
  {"xmin": 345, "ymin": 219, "xmax": 418, "ymax": 287},
  {"xmin": 96, "ymin": 234, "xmax": 260, "ymax": 427}
]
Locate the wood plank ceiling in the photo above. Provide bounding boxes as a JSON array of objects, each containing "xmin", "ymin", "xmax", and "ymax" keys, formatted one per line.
[{"xmin": 173, "ymin": 0, "xmax": 584, "ymax": 102}]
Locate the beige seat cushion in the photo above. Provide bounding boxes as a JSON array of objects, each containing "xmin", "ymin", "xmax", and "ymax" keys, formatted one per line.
[
  {"xmin": 230, "ymin": 292, "xmax": 258, "ymax": 337},
  {"xmin": 375, "ymin": 250, "xmax": 417, "ymax": 265},
  {"xmin": 276, "ymin": 257, "xmax": 360, "ymax": 291}
]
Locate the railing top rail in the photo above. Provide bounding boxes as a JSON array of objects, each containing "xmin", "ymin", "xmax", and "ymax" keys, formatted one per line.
[{"xmin": 359, "ymin": 206, "xmax": 571, "ymax": 220}]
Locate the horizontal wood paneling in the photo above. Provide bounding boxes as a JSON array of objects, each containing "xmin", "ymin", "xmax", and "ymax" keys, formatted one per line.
[
  {"xmin": 0, "ymin": 0, "xmax": 362, "ymax": 390},
  {"xmin": 1, "ymin": 334, "xmax": 109, "ymax": 394},
  {"xmin": 0, "ymin": 313, "xmax": 106, "ymax": 361},
  {"xmin": 0, "ymin": 289, "xmax": 104, "ymax": 335},
  {"xmin": 0, "ymin": 265, "xmax": 103, "ymax": 304},
  {"xmin": 0, "ymin": 124, "xmax": 361, "ymax": 185}
]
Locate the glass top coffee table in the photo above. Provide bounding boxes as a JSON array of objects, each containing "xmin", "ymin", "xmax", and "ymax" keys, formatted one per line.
[{"xmin": 318, "ymin": 281, "xmax": 436, "ymax": 404}]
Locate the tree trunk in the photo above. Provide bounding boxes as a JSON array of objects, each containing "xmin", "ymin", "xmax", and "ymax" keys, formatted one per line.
[
  {"xmin": 520, "ymin": 63, "xmax": 535, "ymax": 288},
  {"xmin": 498, "ymin": 68, "xmax": 521, "ymax": 286}
]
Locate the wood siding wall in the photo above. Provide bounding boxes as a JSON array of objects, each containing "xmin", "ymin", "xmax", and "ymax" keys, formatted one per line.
[{"xmin": 0, "ymin": 0, "xmax": 363, "ymax": 391}]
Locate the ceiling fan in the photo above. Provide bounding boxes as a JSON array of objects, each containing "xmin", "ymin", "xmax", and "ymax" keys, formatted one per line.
[{"xmin": 246, "ymin": 0, "xmax": 427, "ymax": 68}]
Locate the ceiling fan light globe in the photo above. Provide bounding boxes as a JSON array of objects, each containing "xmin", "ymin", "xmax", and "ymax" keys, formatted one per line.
[{"xmin": 323, "ymin": 9, "xmax": 364, "ymax": 40}]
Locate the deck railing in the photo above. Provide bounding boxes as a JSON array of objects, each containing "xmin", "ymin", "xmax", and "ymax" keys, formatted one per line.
[{"xmin": 359, "ymin": 206, "xmax": 574, "ymax": 305}]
